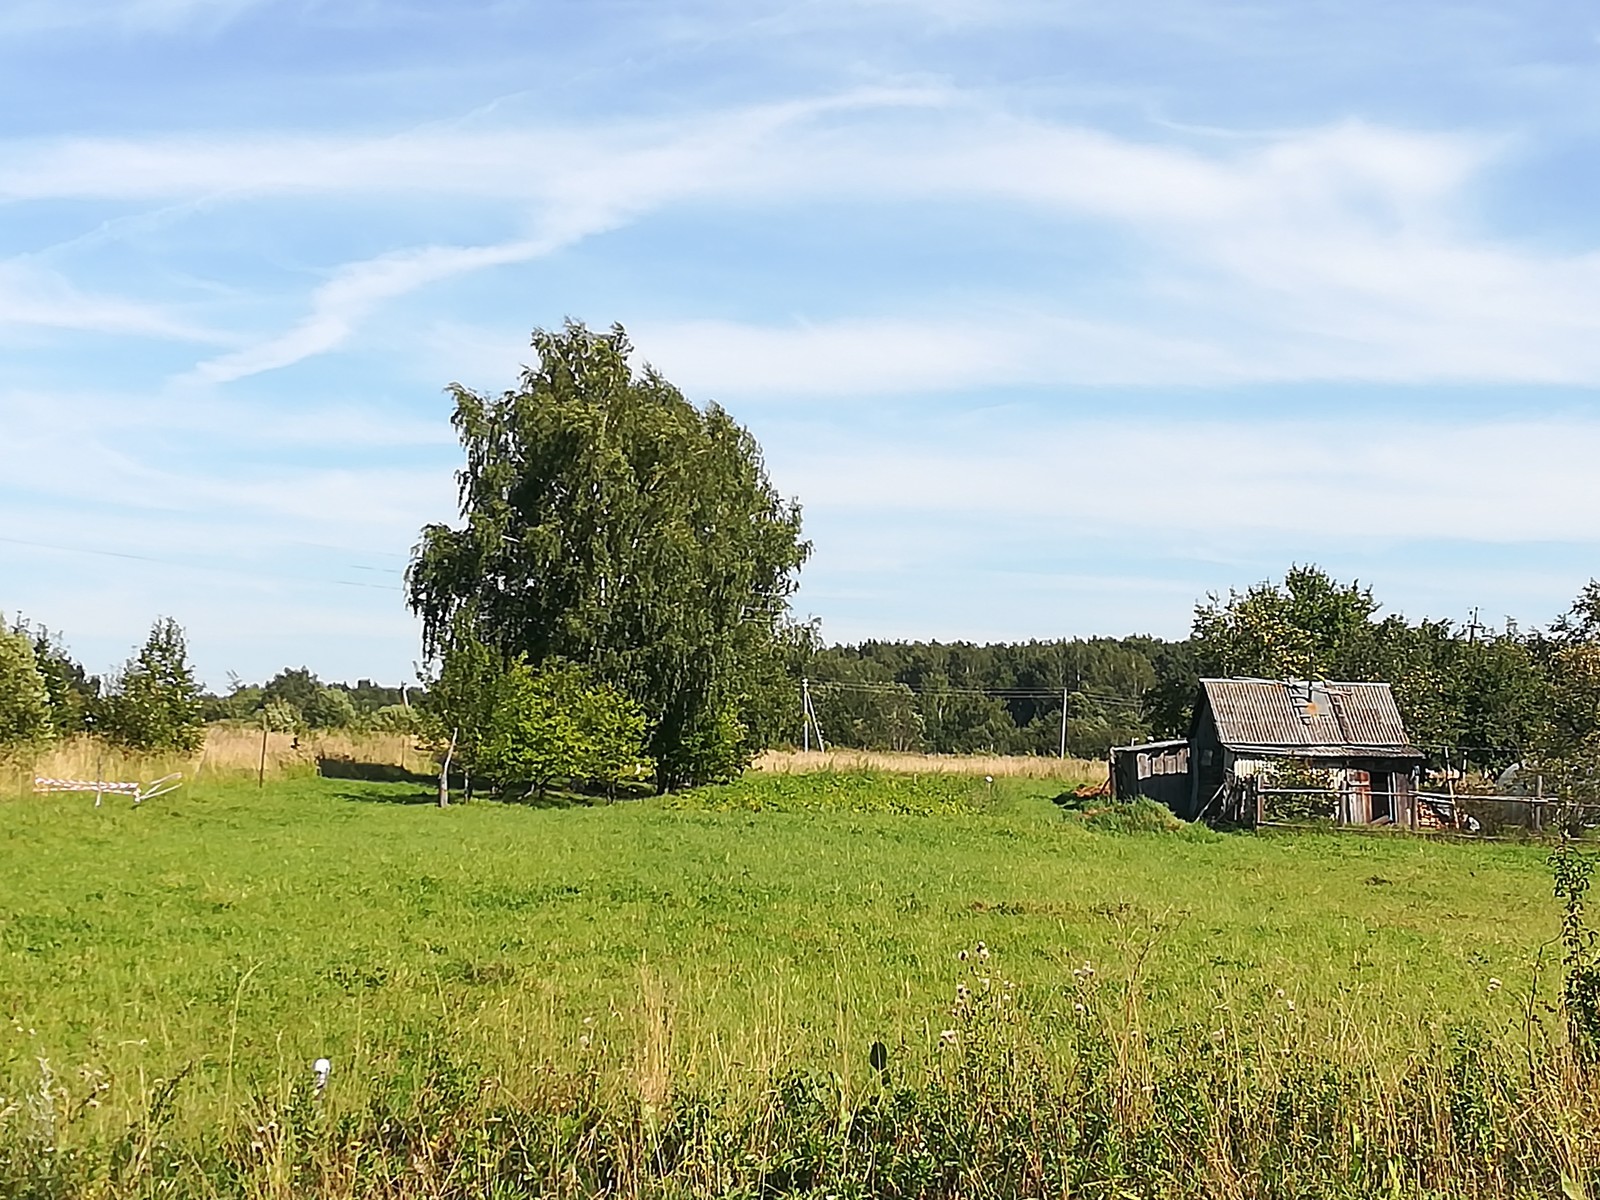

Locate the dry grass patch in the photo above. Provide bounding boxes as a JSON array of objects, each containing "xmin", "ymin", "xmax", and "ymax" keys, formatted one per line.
[
  {"xmin": 6, "ymin": 728, "xmax": 432, "ymax": 794},
  {"xmin": 752, "ymin": 747, "xmax": 1104, "ymax": 781}
]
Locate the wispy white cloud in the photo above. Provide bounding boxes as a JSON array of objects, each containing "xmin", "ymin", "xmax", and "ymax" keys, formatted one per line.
[
  {"xmin": 25, "ymin": 95, "xmax": 1566, "ymax": 390},
  {"xmin": 0, "ymin": 261, "xmax": 223, "ymax": 342},
  {"xmin": 184, "ymin": 239, "xmax": 560, "ymax": 383}
]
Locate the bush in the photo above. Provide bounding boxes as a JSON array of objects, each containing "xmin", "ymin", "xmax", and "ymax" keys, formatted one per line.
[
  {"xmin": 478, "ymin": 660, "xmax": 652, "ymax": 797},
  {"xmin": 98, "ymin": 618, "xmax": 204, "ymax": 753},
  {"xmin": 1079, "ymin": 797, "xmax": 1191, "ymax": 834},
  {"xmin": 365, "ymin": 704, "xmax": 422, "ymax": 734},
  {"xmin": 0, "ymin": 619, "xmax": 52, "ymax": 760}
]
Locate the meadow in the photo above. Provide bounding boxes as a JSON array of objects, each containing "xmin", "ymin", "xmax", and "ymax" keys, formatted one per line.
[{"xmin": 0, "ymin": 761, "xmax": 1594, "ymax": 1198}]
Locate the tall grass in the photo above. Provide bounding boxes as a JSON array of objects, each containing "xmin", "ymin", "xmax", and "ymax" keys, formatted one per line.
[
  {"xmin": 753, "ymin": 747, "xmax": 1104, "ymax": 781},
  {"xmin": 4, "ymin": 941, "xmax": 1595, "ymax": 1198},
  {"xmin": 5, "ymin": 728, "xmax": 432, "ymax": 794},
  {"xmin": 0, "ymin": 772, "xmax": 1586, "ymax": 1197}
]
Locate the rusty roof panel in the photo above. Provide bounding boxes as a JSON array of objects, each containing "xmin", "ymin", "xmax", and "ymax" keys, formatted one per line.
[{"xmin": 1200, "ymin": 678, "xmax": 1418, "ymax": 755}]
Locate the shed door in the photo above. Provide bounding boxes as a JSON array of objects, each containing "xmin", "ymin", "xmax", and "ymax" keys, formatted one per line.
[
  {"xmin": 1348, "ymin": 770, "xmax": 1372, "ymax": 824},
  {"xmin": 1369, "ymin": 771, "xmax": 1394, "ymax": 824}
]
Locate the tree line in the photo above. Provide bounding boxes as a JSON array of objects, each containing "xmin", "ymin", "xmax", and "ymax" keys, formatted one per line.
[
  {"xmin": 9, "ymin": 321, "xmax": 1600, "ymax": 804},
  {"xmin": 0, "ymin": 614, "xmax": 433, "ymax": 764},
  {"xmin": 801, "ymin": 637, "xmax": 1161, "ymax": 758},
  {"xmin": 0, "ymin": 616, "xmax": 205, "ymax": 759},
  {"xmin": 799, "ymin": 565, "xmax": 1600, "ymax": 797}
]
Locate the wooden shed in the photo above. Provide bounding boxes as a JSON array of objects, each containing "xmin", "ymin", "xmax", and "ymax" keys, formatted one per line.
[
  {"xmin": 1188, "ymin": 678, "xmax": 1424, "ymax": 825},
  {"xmin": 1109, "ymin": 739, "xmax": 1191, "ymax": 812}
]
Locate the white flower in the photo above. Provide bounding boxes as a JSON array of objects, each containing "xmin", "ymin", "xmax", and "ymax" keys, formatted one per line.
[
  {"xmin": 939, "ymin": 1029, "xmax": 959, "ymax": 1046},
  {"xmin": 1487, "ymin": 977, "xmax": 1503, "ymax": 993},
  {"xmin": 312, "ymin": 1058, "xmax": 332, "ymax": 1092}
]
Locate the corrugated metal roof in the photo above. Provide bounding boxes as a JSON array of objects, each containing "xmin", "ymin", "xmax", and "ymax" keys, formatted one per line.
[{"xmin": 1200, "ymin": 678, "xmax": 1421, "ymax": 758}]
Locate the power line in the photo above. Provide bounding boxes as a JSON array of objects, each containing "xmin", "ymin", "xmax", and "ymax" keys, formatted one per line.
[
  {"xmin": 807, "ymin": 678, "xmax": 1145, "ymax": 707},
  {"xmin": 0, "ymin": 534, "xmax": 404, "ymax": 593}
]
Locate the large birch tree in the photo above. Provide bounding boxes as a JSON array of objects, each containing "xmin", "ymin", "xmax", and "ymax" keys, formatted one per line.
[{"xmin": 406, "ymin": 321, "xmax": 809, "ymax": 790}]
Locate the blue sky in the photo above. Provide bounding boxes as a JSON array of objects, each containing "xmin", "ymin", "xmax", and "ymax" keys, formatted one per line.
[{"xmin": 4, "ymin": 0, "xmax": 1600, "ymax": 688}]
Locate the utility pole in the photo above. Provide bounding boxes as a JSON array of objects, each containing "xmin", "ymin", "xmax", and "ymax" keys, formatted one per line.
[
  {"xmin": 802, "ymin": 678, "xmax": 811, "ymax": 752},
  {"xmin": 800, "ymin": 678, "xmax": 827, "ymax": 754},
  {"xmin": 1058, "ymin": 686, "xmax": 1069, "ymax": 759}
]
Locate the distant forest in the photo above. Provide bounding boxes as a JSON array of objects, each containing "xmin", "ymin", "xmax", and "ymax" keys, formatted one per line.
[
  {"xmin": 803, "ymin": 566, "xmax": 1600, "ymax": 780},
  {"xmin": 804, "ymin": 637, "xmax": 1164, "ymax": 758}
]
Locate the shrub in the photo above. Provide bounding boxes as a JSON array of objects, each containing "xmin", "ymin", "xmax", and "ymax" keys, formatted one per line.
[
  {"xmin": 0, "ymin": 618, "xmax": 52, "ymax": 760},
  {"xmin": 98, "ymin": 618, "xmax": 205, "ymax": 753},
  {"xmin": 479, "ymin": 660, "xmax": 652, "ymax": 798}
]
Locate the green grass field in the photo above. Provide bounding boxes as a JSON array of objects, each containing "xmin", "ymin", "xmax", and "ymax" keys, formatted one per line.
[{"xmin": 0, "ymin": 771, "xmax": 1588, "ymax": 1197}]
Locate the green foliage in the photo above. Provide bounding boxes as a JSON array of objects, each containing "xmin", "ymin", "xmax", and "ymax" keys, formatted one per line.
[
  {"xmin": 99, "ymin": 617, "xmax": 204, "ymax": 752},
  {"xmin": 0, "ymin": 616, "xmax": 53, "ymax": 759},
  {"xmin": 10, "ymin": 618, "xmax": 98, "ymax": 737},
  {"xmin": 260, "ymin": 697, "xmax": 303, "ymax": 733},
  {"xmin": 1550, "ymin": 839, "xmax": 1600, "ymax": 1060},
  {"xmin": 421, "ymin": 632, "xmax": 653, "ymax": 798},
  {"xmin": 365, "ymin": 703, "xmax": 422, "ymax": 733},
  {"xmin": 418, "ymin": 620, "xmax": 505, "ymax": 782},
  {"xmin": 207, "ymin": 670, "xmax": 415, "ymax": 730},
  {"xmin": 1191, "ymin": 565, "xmax": 1383, "ymax": 681},
  {"xmin": 1076, "ymin": 797, "xmax": 1192, "ymax": 834},
  {"xmin": 407, "ymin": 320, "xmax": 810, "ymax": 790},
  {"xmin": 805, "ymin": 636, "xmax": 1163, "ymax": 757},
  {"xmin": 480, "ymin": 659, "xmax": 652, "ymax": 797},
  {"xmin": 1151, "ymin": 565, "xmax": 1549, "ymax": 763},
  {"xmin": 302, "ymin": 685, "xmax": 358, "ymax": 730}
]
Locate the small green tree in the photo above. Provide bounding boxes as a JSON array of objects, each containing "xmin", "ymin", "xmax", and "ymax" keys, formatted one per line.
[
  {"xmin": 101, "ymin": 618, "xmax": 205, "ymax": 752},
  {"xmin": 667, "ymin": 702, "xmax": 745, "ymax": 785},
  {"xmin": 419, "ymin": 621, "xmax": 507, "ymax": 796},
  {"xmin": 0, "ymin": 617, "xmax": 53, "ymax": 761},
  {"xmin": 478, "ymin": 660, "xmax": 652, "ymax": 799},
  {"xmin": 10, "ymin": 619, "xmax": 98, "ymax": 736},
  {"xmin": 261, "ymin": 698, "xmax": 303, "ymax": 733},
  {"xmin": 569, "ymin": 675, "xmax": 654, "ymax": 791},
  {"xmin": 365, "ymin": 704, "xmax": 422, "ymax": 734},
  {"xmin": 303, "ymin": 686, "xmax": 358, "ymax": 730}
]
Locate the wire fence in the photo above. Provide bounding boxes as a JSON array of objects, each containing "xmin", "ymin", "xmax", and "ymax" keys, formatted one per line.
[{"xmin": 1240, "ymin": 780, "xmax": 1600, "ymax": 838}]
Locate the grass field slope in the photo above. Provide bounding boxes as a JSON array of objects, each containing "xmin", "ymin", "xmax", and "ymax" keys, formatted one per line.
[{"xmin": 0, "ymin": 771, "xmax": 1594, "ymax": 1198}]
